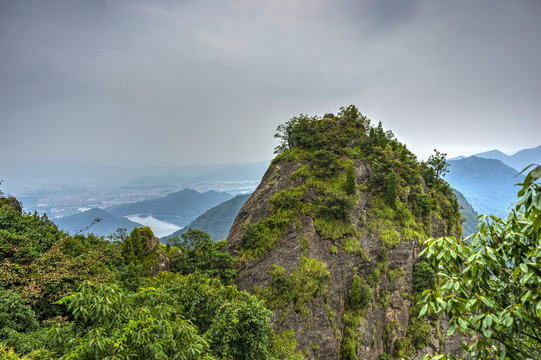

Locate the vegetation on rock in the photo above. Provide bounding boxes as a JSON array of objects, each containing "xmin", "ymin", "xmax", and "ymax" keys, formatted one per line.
[{"xmin": 230, "ymin": 105, "xmax": 463, "ymax": 359}]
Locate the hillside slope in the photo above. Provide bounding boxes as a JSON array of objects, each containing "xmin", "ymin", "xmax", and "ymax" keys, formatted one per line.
[
  {"xmin": 54, "ymin": 208, "xmax": 142, "ymax": 237},
  {"xmin": 227, "ymin": 107, "xmax": 463, "ymax": 359},
  {"xmin": 452, "ymin": 189, "xmax": 478, "ymax": 237},
  {"xmin": 446, "ymin": 156, "xmax": 524, "ymax": 218}
]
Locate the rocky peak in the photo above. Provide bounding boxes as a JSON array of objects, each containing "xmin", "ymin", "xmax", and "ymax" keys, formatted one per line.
[{"xmin": 227, "ymin": 107, "xmax": 463, "ymax": 360}]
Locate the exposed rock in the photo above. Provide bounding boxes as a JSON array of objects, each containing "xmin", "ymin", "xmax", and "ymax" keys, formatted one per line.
[
  {"xmin": 227, "ymin": 158, "xmax": 464, "ymax": 360},
  {"xmin": 145, "ymin": 234, "xmax": 171, "ymax": 275}
]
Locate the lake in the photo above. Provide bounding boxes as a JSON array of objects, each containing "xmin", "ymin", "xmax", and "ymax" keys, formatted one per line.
[{"xmin": 127, "ymin": 215, "xmax": 182, "ymax": 238}]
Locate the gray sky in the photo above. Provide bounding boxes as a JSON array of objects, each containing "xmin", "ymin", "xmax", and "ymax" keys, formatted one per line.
[{"xmin": 1, "ymin": 0, "xmax": 540, "ymax": 168}]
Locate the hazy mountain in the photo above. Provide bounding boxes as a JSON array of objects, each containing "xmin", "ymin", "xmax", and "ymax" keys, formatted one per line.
[
  {"xmin": 446, "ymin": 156, "xmax": 525, "ymax": 218},
  {"xmin": 453, "ymin": 145, "xmax": 541, "ymax": 172},
  {"xmin": 161, "ymin": 194, "xmax": 250, "ymax": 243},
  {"xmin": 452, "ymin": 189, "xmax": 479, "ymax": 238},
  {"xmin": 187, "ymin": 163, "xmax": 269, "ymax": 183},
  {"xmin": 54, "ymin": 208, "xmax": 142, "ymax": 237},
  {"xmin": 106, "ymin": 189, "xmax": 234, "ymax": 227}
]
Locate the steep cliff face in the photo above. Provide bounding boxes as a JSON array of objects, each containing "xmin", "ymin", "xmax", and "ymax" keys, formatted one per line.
[{"xmin": 227, "ymin": 107, "xmax": 463, "ymax": 360}]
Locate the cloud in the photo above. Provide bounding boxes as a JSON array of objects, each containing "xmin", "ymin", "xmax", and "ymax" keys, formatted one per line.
[{"xmin": 1, "ymin": 0, "xmax": 540, "ymax": 168}]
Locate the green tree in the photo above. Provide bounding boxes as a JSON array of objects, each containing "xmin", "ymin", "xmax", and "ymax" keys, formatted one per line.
[
  {"xmin": 51, "ymin": 272, "xmax": 277, "ymax": 360},
  {"xmin": 384, "ymin": 171, "xmax": 399, "ymax": 206},
  {"xmin": 120, "ymin": 226, "xmax": 158, "ymax": 273},
  {"xmin": 419, "ymin": 165, "xmax": 541, "ymax": 360},
  {"xmin": 344, "ymin": 164, "xmax": 357, "ymax": 195},
  {"xmin": 427, "ymin": 149, "xmax": 449, "ymax": 179},
  {"xmin": 168, "ymin": 229, "xmax": 237, "ymax": 284}
]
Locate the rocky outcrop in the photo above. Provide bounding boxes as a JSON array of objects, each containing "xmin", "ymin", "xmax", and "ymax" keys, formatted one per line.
[
  {"xmin": 227, "ymin": 158, "xmax": 463, "ymax": 360},
  {"xmin": 145, "ymin": 234, "xmax": 171, "ymax": 276}
]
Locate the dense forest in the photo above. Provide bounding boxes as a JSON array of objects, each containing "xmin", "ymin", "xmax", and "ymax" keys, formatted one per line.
[{"xmin": 1, "ymin": 106, "xmax": 540, "ymax": 359}]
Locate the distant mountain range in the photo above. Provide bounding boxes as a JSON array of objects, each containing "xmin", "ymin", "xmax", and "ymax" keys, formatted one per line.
[
  {"xmin": 54, "ymin": 208, "xmax": 142, "ymax": 237},
  {"xmin": 161, "ymin": 194, "xmax": 250, "ymax": 243},
  {"xmin": 445, "ymin": 156, "xmax": 525, "ymax": 219},
  {"xmin": 451, "ymin": 145, "xmax": 540, "ymax": 172},
  {"xmin": 106, "ymin": 189, "xmax": 234, "ymax": 227}
]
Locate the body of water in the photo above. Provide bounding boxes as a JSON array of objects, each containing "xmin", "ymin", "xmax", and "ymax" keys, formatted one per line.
[{"xmin": 127, "ymin": 215, "xmax": 182, "ymax": 238}]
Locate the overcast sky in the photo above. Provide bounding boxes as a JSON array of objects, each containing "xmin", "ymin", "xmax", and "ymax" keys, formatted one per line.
[{"xmin": 1, "ymin": 0, "xmax": 540, "ymax": 168}]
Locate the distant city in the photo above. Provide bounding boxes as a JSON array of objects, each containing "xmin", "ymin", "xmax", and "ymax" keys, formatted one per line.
[{"xmin": 12, "ymin": 180, "xmax": 260, "ymax": 220}]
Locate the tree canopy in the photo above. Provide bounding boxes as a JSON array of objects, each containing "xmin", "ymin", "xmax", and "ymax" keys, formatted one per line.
[{"xmin": 420, "ymin": 165, "xmax": 541, "ymax": 360}]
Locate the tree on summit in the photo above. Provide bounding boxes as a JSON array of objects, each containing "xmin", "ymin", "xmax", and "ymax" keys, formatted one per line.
[{"xmin": 427, "ymin": 149, "xmax": 449, "ymax": 180}]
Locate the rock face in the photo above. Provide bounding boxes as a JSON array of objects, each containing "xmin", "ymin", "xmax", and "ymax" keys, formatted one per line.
[
  {"xmin": 145, "ymin": 234, "xmax": 171, "ymax": 276},
  {"xmin": 227, "ymin": 109, "xmax": 464, "ymax": 360},
  {"xmin": 229, "ymin": 160, "xmax": 461, "ymax": 359}
]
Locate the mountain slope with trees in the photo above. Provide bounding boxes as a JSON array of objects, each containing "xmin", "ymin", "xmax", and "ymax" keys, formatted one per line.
[
  {"xmin": 446, "ymin": 156, "xmax": 525, "ymax": 218},
  {"xmin": 161, "ymin": 194, "xmax": 250, "ymax": 242}
]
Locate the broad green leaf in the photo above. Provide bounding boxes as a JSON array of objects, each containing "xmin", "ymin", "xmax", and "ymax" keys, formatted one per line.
[{"xmin": 419, "ymin": 304, "xmax": 428, "ymax": 317}]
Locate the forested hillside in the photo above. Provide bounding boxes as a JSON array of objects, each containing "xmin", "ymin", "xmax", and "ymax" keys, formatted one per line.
[{"xmin": 0, "ymin": 193, "xmax": 302, "ymax": 359}]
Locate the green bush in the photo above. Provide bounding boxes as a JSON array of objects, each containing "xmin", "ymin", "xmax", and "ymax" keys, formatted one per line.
[
  {"xmin": 412, "ymin": 259, "xmax": 435, "ymax": 292},
  {"xmin": 316, "ymin": 188, "xmax": 355, "ymax": 221},
  {"xmin": 51, "ymin": 273, "xmax": 276, "ymax": 360},
  {"xmin": 348, "ymin": 274, "xmax": 372, "ymax": 310},
  {"xmin": 120, "ymin": 226, "xmax": 158, "ymax": 273},
  {"xmin": 379, "ymin": 227, "xmax": 400, "ymax": 248},
  {"xmin": 344, "ymin": 164, "xmax": 357, "ymax": 195}
]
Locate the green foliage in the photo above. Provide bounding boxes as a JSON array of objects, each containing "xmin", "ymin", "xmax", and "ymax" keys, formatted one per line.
[
  {"xmin": 316, "ymin": 187, "xmax": 356, "ymax": 221},
  {"xmin": 420, "ymin": 165, "xmax": 541, "ymax": 360},
  {"xmin": 0, "ymin": 206, "xmax": 64, "ymax": 264},
  {"xmin": 382, "ymin": 320, "xmax": 400, "ymax": 354},
  {"xmin": 120, "ymin": 226, "xmax": 158, "ymax": 273},
  {"xmin": 271, "ymin": 329, "xmax": 306, "ymax": 360},
  {"xmin": 341, "ymin": 275, "xmax": 372, "ymax": 360},
  {"xmin": 168, "ymin": 229, "xmax": 237, "ymax": 284},
  {"xmin": 314, "ymin": 217, "xmax": 356, "ymax": 242},
  {"xmin": 271, "ymin": 186, "xmax": 306, "ymax": 210},
  {"xmin": 51, "ymin": 272, "xmax": 277, "ymax": 360},
  {"xmin": 344, "ymin": 164, "xmax": 357, "ymax": 195},
  {"xmin": 239, "ymin": 186, "xmax": 305, "ymax": 260},
  {"xmin": 379, "ymin": 227, "xmax": 400, "ymax": 249},
  {"xmin": 385, "ymin": 172, "xmax": 399, "ymax": 206},
  {"xmin": 257, "ymin": 257, "xmax": 331, "ymax": 319},
  {"xmin": 290, "ymin": 164, "xmax": 311, "ymax": 181},
  {"xmin": 0, "ymin": 288, "xmax": 47, "ymax": 355},
  {"xmin": 0, "ymin": 238, "xmax": 119, "ymax": 320},
  {"xmin": 329, "ymin": 243, "xmax": 337, "ymax": 255},
  {"xmin": 427, "ymin": 149, "xmax": 450, "ymax": 179},
  {"xmin": 388, "ymin": 267, "xmax": 406, "ymax": 282},
  {"xmin": 274, "ymin": 106, "xmax": 370, "ymax": 156},
  {"xmin": 378, "ymin": 289, "xmax": 390, "ymax": 308},
  {"xmin": 0, "ymin": 288, "xmax": 39, "ymax": 333},
  {"xmin": 413, "ymin": 259, "xmax": 435, "ymax": 293},
  {"xmin": 348, "ymin": 275, "xmax": 372, "ymax": 310},
  {"xmin": 343, "ymin": 237, "xmax": 369, "ymax": 260}
]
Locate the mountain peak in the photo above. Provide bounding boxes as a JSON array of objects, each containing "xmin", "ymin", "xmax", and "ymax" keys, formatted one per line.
[{"xmin": 226, "ymin": 106, "xmax": 463, "ymax": 359}]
